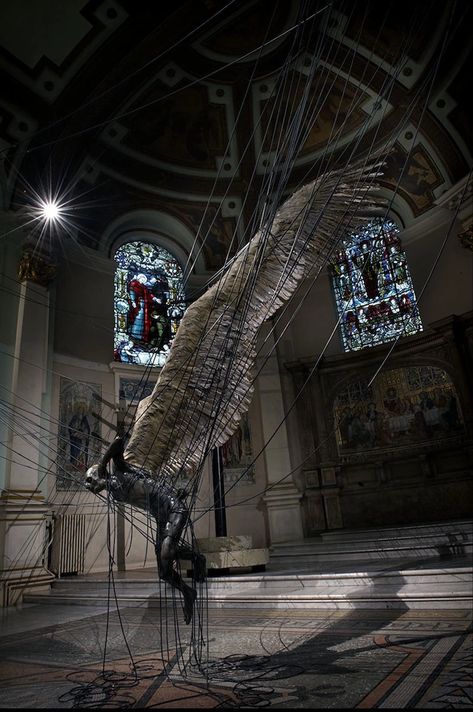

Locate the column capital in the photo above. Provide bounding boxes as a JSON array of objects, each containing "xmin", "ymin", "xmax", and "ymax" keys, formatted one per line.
[{"xmin": 18, "ymin": 243, "xmax": 56, "ymax": 287}]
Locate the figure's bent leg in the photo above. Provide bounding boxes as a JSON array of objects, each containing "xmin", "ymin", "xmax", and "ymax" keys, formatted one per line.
[{"xmin": 157, "ymin": 505, "xmax": 197, "ymax": 624}]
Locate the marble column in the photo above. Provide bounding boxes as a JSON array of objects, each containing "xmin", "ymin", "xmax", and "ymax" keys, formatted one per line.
[
  {"xmin": 258, "ymin": 328, "xmax": 303, "ymax": 544},
  {"xmin": 0, "ymin": 245, "xmax": 56, "ymax": 605}
]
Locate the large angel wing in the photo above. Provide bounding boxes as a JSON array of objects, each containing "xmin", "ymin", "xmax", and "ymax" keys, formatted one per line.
[{"xmin": 124, "ymin": 161, "xmax": 381, "ymax": 479}]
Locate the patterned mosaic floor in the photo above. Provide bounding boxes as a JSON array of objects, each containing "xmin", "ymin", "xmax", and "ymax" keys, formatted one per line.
[{"xmin": 0, "ymin": 604, "xmax": 471, "ymax": 708}]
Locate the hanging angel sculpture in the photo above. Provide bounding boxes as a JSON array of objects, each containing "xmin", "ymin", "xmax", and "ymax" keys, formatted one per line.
[{"xmin": 85, "ymin": 160, "xmax": 381, "ymax": 623}]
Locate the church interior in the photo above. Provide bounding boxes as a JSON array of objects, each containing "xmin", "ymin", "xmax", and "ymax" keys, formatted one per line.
[{"xmin": 0, "ymin": 0, "xmax": 472, "ymax": 708}]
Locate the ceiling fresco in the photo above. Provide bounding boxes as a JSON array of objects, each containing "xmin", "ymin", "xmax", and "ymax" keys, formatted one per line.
[{"xmin": 0, "ymin": 0, "xmax": 471, "ymax": 265}]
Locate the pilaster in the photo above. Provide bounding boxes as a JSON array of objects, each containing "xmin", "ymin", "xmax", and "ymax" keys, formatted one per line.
[
  {"xmin": 258, "ymin": 328, "xmax": 303, "ymax": 544},
  {"xmin": 0, "ymin": 246, "xmax": 56, "ymax": 604}
]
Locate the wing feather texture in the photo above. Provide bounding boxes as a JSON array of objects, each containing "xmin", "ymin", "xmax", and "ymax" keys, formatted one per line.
[{"xmin": 124, "ymin": 161, "xmax": 382, "ymax": 479}]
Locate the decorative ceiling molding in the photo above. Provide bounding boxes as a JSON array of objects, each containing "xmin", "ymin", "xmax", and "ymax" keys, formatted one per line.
[
  {"xmin": 252, "ymin": 59, "xmax": 393, "ymax": 173},
  {"xmin": 98, "ymin": 65, "xmax": 239, "ymax": 179},
  {"xmin": 1, "ymin": 0, "xmax": 469, "ymax": 260},
  {"xmin": 191, "ymin": 0, "xmax": 298, "ymax": 64},
  {"xmin": 0, "ymin": 0, "xmax": 127, "ymax": 105},
  {"xmin": 99, "ymin": 208, "xmax": 209, "ymax": 277}
]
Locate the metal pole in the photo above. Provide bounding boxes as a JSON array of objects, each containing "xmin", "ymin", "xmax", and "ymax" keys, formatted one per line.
[{"xmin": 212, "ymin": 446, "xmax": 227, "ymax": 537}]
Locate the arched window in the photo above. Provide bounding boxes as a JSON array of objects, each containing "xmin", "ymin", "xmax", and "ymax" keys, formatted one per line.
[
  {"xmin": 331, "ymin": 219, "xmax": 422, "ymax": 351},
  {"xmin": 113, "ymin": 241, "xmax": 186, "ymax": 366}
]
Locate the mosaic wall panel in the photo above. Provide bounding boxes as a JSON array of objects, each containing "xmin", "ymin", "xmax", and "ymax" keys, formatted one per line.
[
  {"xmin": 222, "ymin": 413, "xmax": 255, "ymax": 485},
  {"xmin": 334, "ymin": 366, "xmax": 463, "ymax": 453},
  {"xmin": 119, "ymin": 377, "xmax": 156, "ymax": 405},
  {"xmin": 57, "ymin": 379, "xmax": 102, "ymax": 490}
]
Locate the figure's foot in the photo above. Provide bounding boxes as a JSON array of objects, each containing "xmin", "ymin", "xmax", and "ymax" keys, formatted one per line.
[
  {"xmin": 183, "ymin": 586, "xmax": 197, "ymax": 624},
  {"xmin": 194, "ymin": 553, "xmax": 206, "ymax": 583}
]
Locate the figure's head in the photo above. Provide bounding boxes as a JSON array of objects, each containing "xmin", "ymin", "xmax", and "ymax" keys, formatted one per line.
[{"xmin": 85, "ymin": 464, "xmax": 107, "ymax": 494}]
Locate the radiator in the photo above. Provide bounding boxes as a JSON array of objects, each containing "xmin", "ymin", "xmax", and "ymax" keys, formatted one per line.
[{"xmin": 50, "ymin": 514, "xmax": 87, "ymax": 577}]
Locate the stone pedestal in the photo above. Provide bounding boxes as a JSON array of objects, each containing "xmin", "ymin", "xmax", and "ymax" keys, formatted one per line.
[
  {"xmin": 262, "ymin": 482, "xmax": 304, "ymax": 543},
  {"xmin": 183, "ymin": 535, "xmax": 269, "ymax": 575},
  {"xmin": 257, "ymin": 330, "xmax": 304, "ymax": 544}
]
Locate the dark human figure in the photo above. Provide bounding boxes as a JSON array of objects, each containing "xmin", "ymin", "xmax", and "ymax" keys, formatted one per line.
[
  {"xmin": 365, "ymin": 401, "xmax": 390, "ymax": 446},
  {"xmin": 68, "ymin": 411, "xmax": 90, "ymax": 470},
  {"xmin": 127, "ymin": 274, "xmax": 157, "ymax": 344},
  {"xmin": 116, "ymin": 339, "xmax": 138, "ymax": 363},
  {"xmin": 399, "ymin": 293, "xmax": 413, "ymax": 315},
  {"xmin": 349, "ymin": 409, "xmax": 371, "ymax": 446},
  {"xmin": 438, "ymin": 391, "xmax": 460, "ymax": 430},
  {"xmin": 378, "ymin": 299, "xmax": 394, "ymax": 324},
  {"xmin": 383, "ymin": 386, "xmax": 402, "ymax": 415},
  {"xmin": 366, "ymin": 303, "xmax": 380, "ymax": 332},
  {"xmin": 333, "ymin": 261, "xmax": 352, "ymax": 301},
  {"xmin": 148, "ymin": 276, "xmax": 171, "ymax": 349},
  {"xmin": 338, "ymin": 408, "xmax": 353, "ymax": 446},
  {"xmin": 85, "ymin": 438, "xmax": 205, "ymax": 624},
  {"xmin": 353, "ymin": 242, "xmax": 380, "ymax": 299}
]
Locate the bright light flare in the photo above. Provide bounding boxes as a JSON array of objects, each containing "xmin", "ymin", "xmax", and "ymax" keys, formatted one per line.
[
  {"xmin": 39, "ymin": 200, "xmax": 61, "ymax": 221},
  {"xmin": 16, "ymin": 174, "xmax": 98, "ymax": 252}
]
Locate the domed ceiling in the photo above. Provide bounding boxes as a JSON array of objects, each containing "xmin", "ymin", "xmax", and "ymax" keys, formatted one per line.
[{"xmin": 1, "ymin": 0, "xmax": 471, "ymax": 271}]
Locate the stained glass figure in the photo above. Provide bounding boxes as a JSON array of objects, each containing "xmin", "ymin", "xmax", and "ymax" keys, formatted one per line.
[
  {"xmin": 331, "ymin": 219, "xmax": 423, "ymax": 351},
  {"xmin": 114, "ymin": 241, "xmax": 186, "ymax": 366}
]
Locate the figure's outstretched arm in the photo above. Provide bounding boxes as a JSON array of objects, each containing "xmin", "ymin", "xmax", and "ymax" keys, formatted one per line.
[{"xmin": 85, "ymin": 436, "xmax": 126, "ymax": 494}]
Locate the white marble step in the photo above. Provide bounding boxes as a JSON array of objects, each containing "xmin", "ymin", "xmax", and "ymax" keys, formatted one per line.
[
  {"xmin": 24, "ymin": 564, "xmax": 473, "ymax": 610},
  {"xmin": 319, "ymin": 519, "xmax": 472, "ymax": 543},
  {"xmin": 270, "ymin": 547, "xmax": 473, "ymax": 565},
  {"xmin": 24, "ymin": 587, "xmax": 472, "ymax": 611},
  {"xmin": 40, "ymin": 565, "xmax": 473, "ymax": 591},
  {"xmin": 270, "ymin": 521, "xmax": 473, "ymax": 562},
  {"xmin": 272, "ymin": 520, "xmax": 472, "ymax": 549}
]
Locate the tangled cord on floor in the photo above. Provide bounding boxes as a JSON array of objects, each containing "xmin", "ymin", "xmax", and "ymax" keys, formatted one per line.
[
  {"xmin": 197, "ymin": 653, "xmax": 305, "ymax": 708},
  {"xmin": 57, "ymin": 650, "xmax": 307, "ymax": 708},
  {"xmin": 59, "ymin": 667, "xmax": 141, "ymax": 708}
]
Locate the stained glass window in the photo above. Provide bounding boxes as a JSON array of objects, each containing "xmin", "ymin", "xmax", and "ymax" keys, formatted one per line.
[
  {"xmin": 331, "ymin": 219, "xmax": 423, "ymax": 351},
  {"xmin": 114, "ymin": 241, "xmax": 186, "ymax": 366}
]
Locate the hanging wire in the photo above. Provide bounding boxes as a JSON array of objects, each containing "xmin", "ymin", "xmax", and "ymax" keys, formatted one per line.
[{"xmin": 1, "ymin": 0, "xmax": 470, "ymax": 706}]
